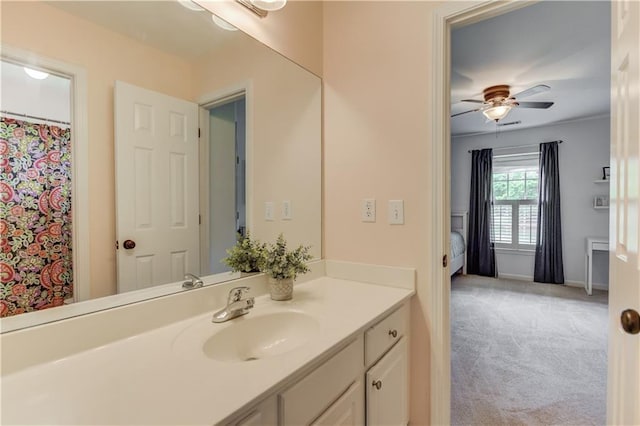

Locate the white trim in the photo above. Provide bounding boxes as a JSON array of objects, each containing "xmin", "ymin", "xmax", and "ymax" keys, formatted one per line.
[
  {"xmin": 431, "ymin": 2, "xmax": 533, "ymax": 424},
  {"xmin": 198, "ymin": 81, "xmax": 254, "ymax": 242},
  {"xmin": 1, "ymin": 45, "xmax": 90, "ymax": 302}
]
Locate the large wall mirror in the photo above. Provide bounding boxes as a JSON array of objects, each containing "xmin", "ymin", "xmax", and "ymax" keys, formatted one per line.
[{"xmin": 0, "ymin": 1, "xmax": 321, "ymax": 330}]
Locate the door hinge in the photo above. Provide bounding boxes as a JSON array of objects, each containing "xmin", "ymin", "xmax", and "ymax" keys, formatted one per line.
[
  {"xmin": 115, "ymin": 240, "xmax": 119, "ymax": 250},
  {"xmin": 199, "ymin": 214, "xmax": 201, "ymax": 225},
  {"xmin": 442, "ymin": 254, "xmax": 448, "ymax": 268},
  {"xmin": 198, "ymin": 128, "xmax": 201, "ymax": 138}
]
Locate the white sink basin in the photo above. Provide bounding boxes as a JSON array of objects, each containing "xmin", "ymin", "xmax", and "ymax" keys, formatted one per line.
[{"xmin": 200, "ymin": 311, "xmax": 320, "ymax": 362}]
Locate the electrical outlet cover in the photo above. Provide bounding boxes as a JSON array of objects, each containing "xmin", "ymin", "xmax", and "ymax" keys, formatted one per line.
[{"xmin": 362, "ymin": 199, "xmax": 376, "ymax": 222}]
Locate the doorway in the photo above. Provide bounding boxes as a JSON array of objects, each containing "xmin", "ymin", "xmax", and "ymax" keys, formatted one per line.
[
  {"xmin": 200, "ymin": 95, "xmax": 247, "ymax": 274},
  {"xmin": 431, "ymin": 1, "xmax": 639, "ymax": 425},
  {"xmin": 1, "ymin": 58, "xmax": 74, "ymax": 316}
]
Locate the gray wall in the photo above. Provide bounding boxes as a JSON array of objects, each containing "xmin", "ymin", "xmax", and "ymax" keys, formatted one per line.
[{"xmin": 451, "ymin": 116, "xmax": 610, "ymax": 286}]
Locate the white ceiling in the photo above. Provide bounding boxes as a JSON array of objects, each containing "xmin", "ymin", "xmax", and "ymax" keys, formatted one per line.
[
  {"xmin": 450, "ymin": 1, "xmax": 611, "ymax": 137},
  {"xmin": 48, "ymin": 1, "xmax": 236, "ymax": 62}
]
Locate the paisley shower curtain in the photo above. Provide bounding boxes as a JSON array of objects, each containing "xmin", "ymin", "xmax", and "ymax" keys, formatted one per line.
[{"xmin": 0, "ymin": 117, "xmax": 73, "ymax": 317}]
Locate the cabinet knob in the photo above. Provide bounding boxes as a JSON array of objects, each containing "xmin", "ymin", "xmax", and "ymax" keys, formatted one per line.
[
  {"xmin": 388, "ymin": 329, "xmax": 398, "ymax": 338},
  {"xmin": 372, "ymin": 380, "xmax": 382, "ymax": 390}
]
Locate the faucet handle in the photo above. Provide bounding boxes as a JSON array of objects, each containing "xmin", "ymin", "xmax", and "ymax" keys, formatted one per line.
[{"xmin": 229, "ymin": 286, "xmax": 251, "ymax": 303}]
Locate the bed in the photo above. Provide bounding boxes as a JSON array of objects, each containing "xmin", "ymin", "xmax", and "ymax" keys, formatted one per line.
[{"xmin": 451, "ymin": 211, "xmax": 468, "ymax": 276}]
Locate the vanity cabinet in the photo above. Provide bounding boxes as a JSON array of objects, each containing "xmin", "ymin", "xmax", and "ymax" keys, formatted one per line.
[
  {"xmin": 364, "ymin": 304, "xmax": 409, "ymax": 426},
  {"xmin": 223, "ymin": 303, "xmax": 409, "ymax": 426}
]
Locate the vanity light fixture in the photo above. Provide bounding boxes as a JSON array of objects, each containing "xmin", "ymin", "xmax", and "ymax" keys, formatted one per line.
[
  {"xmin": 23, "ymin": 67, "xmax": 49, "ymax": 80},
  {"xmin": 482, "ymin": 105, "xmax": 512, "ymax": 122},
  {"xmin": 250, "ymin": 0, "xmax": 287, "ymax": 11},
  {"xmin": 212, "ymin": 15, "xmax": 238, "ymax": 31},
  {"xmin": 236, "ymin": 0, "xmax": 286, "ymax": 17},
  {"xmin": 177, "ymin": 0, "xmax": 205, "ymax": 12}
]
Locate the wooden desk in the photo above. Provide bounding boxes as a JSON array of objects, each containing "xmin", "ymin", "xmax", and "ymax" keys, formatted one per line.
[{"xmin": 585, "ymin": 237, "xmax": 608, "ymax": 295}]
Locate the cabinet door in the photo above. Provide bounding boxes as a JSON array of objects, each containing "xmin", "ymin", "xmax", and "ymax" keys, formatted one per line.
[
  {"xmin": 233, "ymin": 395, "xmax": 277, "ymax": 426},
  {"xmin": 312, "ymin": 380, "xmax": 364, "ymax": 426},
  {"xmin": 366, "ymin": 337, "xmax": 408, "ymax": 426}
]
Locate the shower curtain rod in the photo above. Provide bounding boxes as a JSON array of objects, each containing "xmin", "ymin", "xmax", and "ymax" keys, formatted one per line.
[
  {"xmin": 467, "ymin": 140, "xmax": 563, "ymax": 153},
  {"xmin": 1, "ymin": 110, "xmax": 71, "ymax": 126}
]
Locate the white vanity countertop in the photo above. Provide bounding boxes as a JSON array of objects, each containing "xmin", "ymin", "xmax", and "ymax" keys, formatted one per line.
[{"xmin": 1, "ymin": 277, "xmax": 413, "ymax": 425}]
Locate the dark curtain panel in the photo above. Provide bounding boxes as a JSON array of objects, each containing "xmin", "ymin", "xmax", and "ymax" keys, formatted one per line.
[
  {"xmin": 467, "ymin": 148, "xmax": 496, "ymax": 277},
  {"xmin": 534, "ymin": 141, "xmax": 564, "ymax": 284}
]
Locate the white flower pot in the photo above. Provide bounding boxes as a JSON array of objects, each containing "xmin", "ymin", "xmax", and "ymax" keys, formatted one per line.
[{"xmin": 268, "ymin": 277, "xmax": 293, "ymax": 301}]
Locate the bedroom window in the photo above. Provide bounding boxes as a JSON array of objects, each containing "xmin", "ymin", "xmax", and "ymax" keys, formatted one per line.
[{"xmin": 491, "ymin": 153, "xmax": 539, "ymax": 249}]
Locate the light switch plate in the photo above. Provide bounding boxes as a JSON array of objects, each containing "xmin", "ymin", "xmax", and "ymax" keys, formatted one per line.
[
  {"xmin": 362, "ymin": 199, "xmax": 376, "ymax": 222},
  {"xmin": 388, "ymin": 200, "xmax": 404, "ymax": 225},
  {"xmin": 282, "ymin": 200, "xmax": 292, "ymax": 220},
  {"xmin": 265, "ymin": 201, "xmax": 275, "ymax": 221}
]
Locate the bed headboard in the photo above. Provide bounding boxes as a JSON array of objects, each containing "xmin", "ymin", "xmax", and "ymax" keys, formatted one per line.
[{"xmin": 451, "ymin": 211, "xmax": 468, "ymax": 245}]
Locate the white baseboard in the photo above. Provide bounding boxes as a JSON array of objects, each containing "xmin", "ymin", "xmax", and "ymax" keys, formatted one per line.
[
  {"xmin": 565, "ymin": 280, "xmax": 609, "ymax": 291},
  {"xmin": 497, "ymin": 275, "xmax": 609, "ymax": 291},
  {"xmin": 497, "ymin": 273, "xmax": 532, "ymax": 281}
]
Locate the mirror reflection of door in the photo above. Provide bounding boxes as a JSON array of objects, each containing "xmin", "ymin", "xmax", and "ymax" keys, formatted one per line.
[
  {"xmin": 203, "ymin": 96, "xmax": 246, "ymax": 274},
  {"xmin": 114, "ymin": 81, "xmax": 200, "ymax": 293},
  {"xmin": 0, "ymin": 59, "xmax": 73, "ymax": 317}
]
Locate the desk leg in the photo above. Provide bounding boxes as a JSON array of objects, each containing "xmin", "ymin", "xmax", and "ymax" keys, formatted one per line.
[
  {"xmin": 585, "ymin": 254, "xmax": 589, "ymax": 295},
  {"xmin": 587, "ymin": 252, "xmax": 593, "ymax": 296}
]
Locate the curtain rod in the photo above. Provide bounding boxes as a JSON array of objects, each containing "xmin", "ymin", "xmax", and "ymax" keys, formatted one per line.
[
  {"xmin": 1, "ymin": 110, "xmax": 71, "ymax": 126},
  {"xmin": 467, "ymin": 140, "xmax": 563, "ymax": 153}
]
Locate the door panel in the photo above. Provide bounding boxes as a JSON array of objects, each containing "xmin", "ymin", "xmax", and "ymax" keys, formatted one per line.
[
  {"xmin": 366, "ymin": 338, "xmax": 408, "ymax": 426},
  {"xmin": 607, "ymin": 0, "xmax": 640, "ymax": 424},
  {"xmin": 115, "ymin": 81, "xmax": 199, "ymax": 292}
]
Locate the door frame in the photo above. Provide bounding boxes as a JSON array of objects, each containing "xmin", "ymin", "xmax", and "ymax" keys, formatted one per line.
[
  {"xmin": 198, "ymin": 81, "xmax": 253, "ymax": 274},
  {"xmin": 429, "ymin": 0, "xmax": 611, "ymax": 424},
  {"xmin": 1, "ymin": 45, "xmax": 90, "ymax": 302}
]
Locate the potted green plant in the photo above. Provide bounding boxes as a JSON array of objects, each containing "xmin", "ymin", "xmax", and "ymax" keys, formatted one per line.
[
  {"xmin": 260, "ymin": 233, "xmax": 312, "ymax": 301},
  {"xmin": 222, "ymin": 233, "xmax": 266, "ymax": 274}
]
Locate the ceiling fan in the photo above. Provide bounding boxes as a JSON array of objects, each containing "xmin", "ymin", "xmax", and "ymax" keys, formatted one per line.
[{"xmin": 451, "ymin": 84, "xmax": 554, "ymax": 122}]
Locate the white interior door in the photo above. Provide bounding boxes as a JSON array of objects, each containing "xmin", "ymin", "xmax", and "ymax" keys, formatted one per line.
[
  {"xmin": 115, "ymin": 81, "xmax": 199, "ymax": 292},
  {"xmin": 607, "ymin": 0, "xmax": 640, "ymax": 424}
]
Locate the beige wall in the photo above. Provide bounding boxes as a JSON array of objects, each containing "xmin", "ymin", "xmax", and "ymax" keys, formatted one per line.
[
  {"xmin": 198, "ymin": 0, "xmax": 323, "ymax": 77},
  {"xmin": 207, "ymin": 1, "xmax": 442, "ymax": 422},
  {"xmin": 192, "ymin": 33, "xmax": 322, "ymax": 259},
  {"xmin": 1, "ymin": 2, "xmax": 194, "ymax": 298},
  {"xmin": 323, "ymin": 2, "xmax": 440, "ymax": 423}
]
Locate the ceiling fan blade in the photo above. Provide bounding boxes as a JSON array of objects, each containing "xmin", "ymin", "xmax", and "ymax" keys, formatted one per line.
[
  {"xmin": 512, "ymin": 84, "xmax": 550, "ymax": 99},
  {"xmin": 516, "ymin": 101, "xmax": 554, "ymax": 109},
  {"xmin": 460, "ymin": 99, "xmax": 485, "ymax": 103},
  {"xmin": 451, "ymin": 108, "xmax": 481, "ymax": 118}
]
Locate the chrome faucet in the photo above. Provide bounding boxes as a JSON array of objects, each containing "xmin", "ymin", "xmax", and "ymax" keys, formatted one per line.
[
  {"xmin": 212, "ymin": 286, "xmax": 254, "ymax": 323},
  {"xmin": 182, "ymin": 273, "xmax": 203, "ymax": 289}
]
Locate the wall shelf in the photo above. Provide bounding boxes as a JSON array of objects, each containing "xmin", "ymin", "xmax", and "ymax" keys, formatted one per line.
[
  {"xmin": 593, "ymin": 206, "xmax": 609, "ymax": 210},
  {"xmin": 593, "ymin": 179, "xmax": 610, "ymax": 184}
]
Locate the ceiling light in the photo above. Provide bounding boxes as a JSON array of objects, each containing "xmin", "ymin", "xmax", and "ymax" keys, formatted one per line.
[
  {"xmin": 482, "ymin": 105, "xmax": 512, "ymax": 122},
  {"xmin": 212, "ymin": 15, "xmax": 238, "ymax": 31},
  {"xmin": 177, "ymin": 0, "xmax": 205, "ymax": 12},
  {"xmin": 23, "ymin": 67, "xmax": 49, "ymax": 80},
  {"xmin": 250, "ymin": 0, "xmax": 287, "ymax": 12}
]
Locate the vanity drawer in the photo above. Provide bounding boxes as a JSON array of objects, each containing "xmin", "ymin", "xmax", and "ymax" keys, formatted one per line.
[
  {"xmin": 280, "ymin": 336, "xmax": 364, "ymax": 425},
  {"xmin": 365, "ymin": 304, "xmax": 407, "ymax": 367}
]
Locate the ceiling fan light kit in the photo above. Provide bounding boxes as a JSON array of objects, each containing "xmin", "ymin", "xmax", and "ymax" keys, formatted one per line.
[
  {"xmin": 483, "ymin": 105, "xmax": 512, "ymax": 122},
  {"xmin": 452, "ymin": 84, "xmax": 554, "ymax": 123}
]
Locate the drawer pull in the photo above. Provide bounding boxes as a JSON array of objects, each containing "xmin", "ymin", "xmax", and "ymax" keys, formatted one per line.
[
  {"xmin": 388, "ymin": 329, "xmax": 398, "ymax": 338},
  {"xmin": 372, "ymin": 380, "xmax": 382, "ymax": 390}
]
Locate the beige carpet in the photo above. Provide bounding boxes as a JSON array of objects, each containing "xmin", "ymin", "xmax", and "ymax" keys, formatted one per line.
[{"xmin": 451, "ymin": 275, "xmax": 608, "ymax": 425}]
